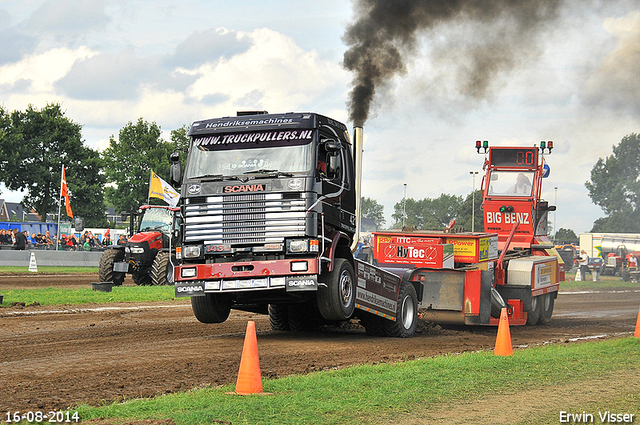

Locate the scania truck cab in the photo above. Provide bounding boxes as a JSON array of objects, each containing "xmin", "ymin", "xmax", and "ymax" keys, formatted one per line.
[{"xmin": 171, "ymin": 112, "xmax": 361, "ymax": 326}]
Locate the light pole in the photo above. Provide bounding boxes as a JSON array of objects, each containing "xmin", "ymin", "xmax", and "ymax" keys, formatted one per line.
[
  {"xmin": 554, "ymin": 186, "xmax": 558, "ymax": 241},
  {"xmin": 470, "ymin": 171, "xmax": 479, "ymax": 232},
  {"xmin": 402, "ymin": 183, "xmax": 407, "ymax": 228}
]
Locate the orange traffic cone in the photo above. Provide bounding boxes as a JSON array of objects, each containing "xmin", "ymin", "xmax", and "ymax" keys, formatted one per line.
[
  {"xmin": 234, "ymin": 321, "xmax": 264, "ymax": 395},
  {"xmin": 494, "ymin": 308, "xmax": 513, "ymax": 356},
  {"xmin": 634, "ymin": 306, "xmax": 640, "ymax": 338}
]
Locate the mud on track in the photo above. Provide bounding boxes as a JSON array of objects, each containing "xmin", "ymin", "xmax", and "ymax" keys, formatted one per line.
[{"xmin": 1, "ymin": 273, "xmax": 639, "ymax": 412}]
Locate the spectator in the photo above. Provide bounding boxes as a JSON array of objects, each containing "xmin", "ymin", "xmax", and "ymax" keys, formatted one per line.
[
  {"xmin": 117, "ymin": 235, "xmax": 127, "ymax": 245},
  {"xmin": 12, "ymin": 228, "xmax": 27, "ymax": 250},
  {"xmin": 102, "ymin": 234, "xmax": 112, "ymax": 246},
  {"xmin": 578, "ymin": 250, "xmax": 589, "ymax": 279},
  {"xmin": 87, "ymin": 231, "xmax": 97, "ymax": 248},
  {"xmin": 1, "ymin": 229, "xmax": 13, "ymax": 245},
  {"xmin": 44, "ymin": 230, "xmax": 53, "ymax": 249},
  {"xmin": 30, "ymin": 233, "xmax": 38, "ymax": 246},
  {"xmin": 66, "ymin": 234, "xmax": 78, "ymax": 250}
]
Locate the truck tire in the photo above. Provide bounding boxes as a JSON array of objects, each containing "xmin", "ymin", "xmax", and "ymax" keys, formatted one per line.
[
  {"xmin": 132, "ymin": 272, "xmax": 152, "ymax": 286},
  {"xmin": 526, "ymin": 294, "xmax": 542, "ymax": 326},
  {"xmin": 98, "ymin": 249, "xmax": 125, "ymax": 286},
  {"xmin": 150, "ymin": 252, "xmax": 173, "ymax": 286},
  {"xmin": 383, "ymin": 281, "xmax": 418, "ymax": 338},
  {"xmin": 358, "ymin": 312, "xmax": 386, "ymax": 336},
  {"xmin": 269, "ymin": 304, "xmax": 290, "ymax": 331},
  {"xmin": 537, "ymin": 293, "xmax": 555, "ymax": 325},
  {"xmin": 191, "ymin": 293, "xmax": 232, "ymax": 324},
  {"xmin": 317, "ymin": 258, "xmax": 356, "ymax": 321},
  {"xmin": 288, "ymin": 302, "xmax": 324, "ymax": 332}
]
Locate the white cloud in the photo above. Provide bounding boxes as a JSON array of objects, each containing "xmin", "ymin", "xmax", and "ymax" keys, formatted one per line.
[
  {"xmin": 0, "ymin": 46, "xmax": 95, "ymax": 92},
  {"xmin": 186, "ymin": 28, "xmax": 349, "ymax": 114}
]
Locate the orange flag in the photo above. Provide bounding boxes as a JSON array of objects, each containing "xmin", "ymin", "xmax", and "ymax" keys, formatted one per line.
[{"xmin": 61, "ymin": 166, "xmax": 73, "ymax": 218}]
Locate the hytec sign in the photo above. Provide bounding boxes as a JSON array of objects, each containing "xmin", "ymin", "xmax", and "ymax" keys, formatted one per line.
[{"xmin": 375, "ymin": 235, "xmax": 454, "ymax": 268}]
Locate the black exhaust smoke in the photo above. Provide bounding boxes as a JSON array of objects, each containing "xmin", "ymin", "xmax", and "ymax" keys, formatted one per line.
[{"xmin": 342, "ymin": 0, "xmax": 566, "ymax": 127}]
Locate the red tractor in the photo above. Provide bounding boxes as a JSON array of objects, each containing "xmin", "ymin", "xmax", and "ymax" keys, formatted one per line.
[{"xmin": 98, "ymin": 205, "xmax": 178, "ymax": 286}]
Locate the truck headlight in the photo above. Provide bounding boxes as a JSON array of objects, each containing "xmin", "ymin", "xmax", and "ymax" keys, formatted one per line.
[
  {"xmin": 130, "ymin": 247, "xmax": 145, "ymax": 254},
  {"xmin": 288, "ymin": 239, "xmax": 308, "ymax": 253},
  {"xmin": 183, "ymin": 245, "xmax": 203, "ymax": 258},
  {"xmin": 287, "ymin": 239, "xmax": 318, "ymax": 254}
]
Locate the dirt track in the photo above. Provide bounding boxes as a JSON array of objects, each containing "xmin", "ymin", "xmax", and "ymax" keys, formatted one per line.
[{"xmin": 1, "ymin": 273, "xmax": 639, "ymax": 413}]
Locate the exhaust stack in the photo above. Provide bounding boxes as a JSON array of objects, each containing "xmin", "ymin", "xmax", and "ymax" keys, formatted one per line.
[{"xmin": 351, "ymin": 126, "xmax": 364, "ymax": 253}]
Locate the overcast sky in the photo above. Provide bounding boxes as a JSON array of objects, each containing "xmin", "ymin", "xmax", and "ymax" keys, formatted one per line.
[{"xmin": 1, "ymin": 0, "xmax": 639, "ymax": 234}]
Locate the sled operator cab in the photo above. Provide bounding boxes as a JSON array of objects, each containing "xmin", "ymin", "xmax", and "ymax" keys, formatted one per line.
[{"xmin": 477, "ymin": 140, "xmax": 563, "ymax": 326}]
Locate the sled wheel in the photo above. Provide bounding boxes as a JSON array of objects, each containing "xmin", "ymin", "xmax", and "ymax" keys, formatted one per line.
[{"xmin": 537, "ymin": 292, "xmax": 555, "ymax": 325}]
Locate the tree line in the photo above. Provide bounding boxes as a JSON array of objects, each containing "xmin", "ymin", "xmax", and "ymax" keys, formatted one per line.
[
  {"xmin": 0, "ymin": 103, "xmax": 636, "ymax": 236},
  {"xmin": 0, "ymin": 103, "xmax": 188, "ymax": 227}
]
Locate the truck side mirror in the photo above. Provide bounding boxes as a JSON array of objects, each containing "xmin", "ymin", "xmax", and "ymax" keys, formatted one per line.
[
  {"xmin": 321, "ymin": 139, "xmax": 341, "ymax": 180},
  {"xmin": 324, "ymin": 140, "xmax": 341, "ymax": 152},
  {"xmin": 170, "ymin": 151, "xmax": 183, "ymax": 187}
]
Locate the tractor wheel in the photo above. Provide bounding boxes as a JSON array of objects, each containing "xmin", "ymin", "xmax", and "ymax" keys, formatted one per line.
[
  {"xmin": 526, "ymin": 294, "xmax": 542, "ymax": 326},
  {"xmin": 268, "ymin": 304, "xmax": 290, "ymax": 331},
  {"xmin": 383, "ymin": 281, "xmax": 418, "ymax": 338},
  {"xmin": 98, "ymin": 249, "xmax": 125, "ymax": 286},
  {"xmin": 132, "ymin": 272, "xmax": 152, "ymax": 286},
  {"xmin": 191, "ymin": 293, "xmax": 232, "ymax": 324},
  {"xmin": 150, "ymin": 252, "xmax": 173, "ymax": 286},
  {"xmin": 537, "ymin": 293, "xmax": 555, "ymax": 325},
  {"xmin": 317, "ymin": 258, "xmax": 356, "ymax": 321}
]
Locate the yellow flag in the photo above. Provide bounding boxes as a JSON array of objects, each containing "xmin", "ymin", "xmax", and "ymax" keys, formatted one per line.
[{"xmin": 149, "ymin": 171, "xmax": 180, "ymax": 208}]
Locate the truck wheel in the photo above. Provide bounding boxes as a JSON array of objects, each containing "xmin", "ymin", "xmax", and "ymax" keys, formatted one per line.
[
  {"xmin": 98, "ymin": 249, "xmax": 125, "ymax": 286},
  {"xmin": 191, "ymin": 294, "xmax": 232, "ymax": 324},
  {"xmin": 132, "ymin": 272, "xmax": 152, "ymax": 286},
  {"xmin": 526, "ymin": 295, "xmax": 542, "ymax": 326},
  {"xmin": 150, "ymin": 252, "xmax": 173, "ymax": 286},
  {"xmin": 358, "ymin": 312, "xmax": 386, "ymax": 336},
  {"xmin": 317, "ymin": 258, "xmax": 356, "ymax": 321},
  {"xmin": 288, "ymin": 302, "xmax": 323, "ymax": 332},
  {"xmin": 537, "ymin": 293, "xmax": 555, "ymax": 325},
  {"xmin": 268, "ymin": 304, "xmax": 290, "ymax": 331},
  {"xmin": 384, "ymin": 281, "xmax": 418, "ymax": 338}
]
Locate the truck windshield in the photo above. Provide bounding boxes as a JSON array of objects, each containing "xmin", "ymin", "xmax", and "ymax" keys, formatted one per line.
[
  {"xmin": 186, "ymin": 130, "xmax": 314, "ymax": 179},
  {"xmin": 487, "ymin": 170, "xmax": 535, "ymax": 197},
  {"xmin": 139, "ymin": 208, "xmax": 172, "ymax": 233}
]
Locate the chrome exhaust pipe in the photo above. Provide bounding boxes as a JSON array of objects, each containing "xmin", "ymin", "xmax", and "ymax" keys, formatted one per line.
[{"xmin": 351, "ymin": 126, "xmax": 363, "ymax": 253}]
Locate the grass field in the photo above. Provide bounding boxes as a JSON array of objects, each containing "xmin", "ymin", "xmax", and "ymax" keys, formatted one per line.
[
  {"xmin": 71, "ymin": 337, "xmax": 640, "ymax": 425},
  {"xmin": 3, "ymin": 267, "xmax": 639, "ymax": 423},
  {"xmin": 0, "ymin": 267, "xmax": 637, "ymax": 307},
  {"xmin": 0, "ymin": 285, "xmax": 181, "ymax": 306},
  {"xmin": 0, "ymin": 266, "xmax": 99, "ymax": 274}
]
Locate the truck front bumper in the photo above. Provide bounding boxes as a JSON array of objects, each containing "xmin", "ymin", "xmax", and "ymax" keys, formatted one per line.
[{"xmin": 174, "ymin": 258, "xmax": 320, "ymax": 297}]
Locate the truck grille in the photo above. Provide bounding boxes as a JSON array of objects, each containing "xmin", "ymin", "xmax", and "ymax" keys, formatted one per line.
[{"xmin": 184, "ymin": 193, "xmax": 307, "ymax": 244}]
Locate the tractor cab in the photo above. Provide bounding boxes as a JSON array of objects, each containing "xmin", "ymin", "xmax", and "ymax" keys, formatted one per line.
[{"xmin": 98, "ymin": 205, "xmax": 179, "ymax": 286}]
